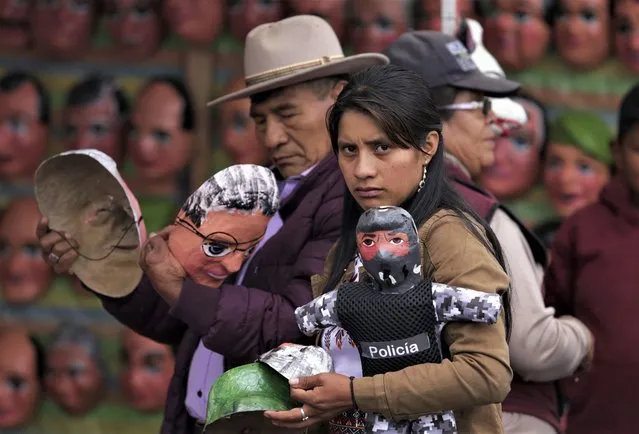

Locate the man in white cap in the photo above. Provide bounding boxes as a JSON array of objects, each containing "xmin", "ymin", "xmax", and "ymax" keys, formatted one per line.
[{"xmin": 38, "ymin": 15, "xmax": 388, "ymax": 434}]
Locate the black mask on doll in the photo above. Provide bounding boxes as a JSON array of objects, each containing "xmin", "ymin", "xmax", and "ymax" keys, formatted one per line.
[{"xmin": 356, "ymin": 206, "xmax": 422, "ymax": 294}]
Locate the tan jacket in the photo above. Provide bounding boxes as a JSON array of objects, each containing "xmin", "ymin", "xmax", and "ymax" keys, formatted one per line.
[{"xmin": 312, "ymin": 210, "xmax": 512, "ymax": 433}]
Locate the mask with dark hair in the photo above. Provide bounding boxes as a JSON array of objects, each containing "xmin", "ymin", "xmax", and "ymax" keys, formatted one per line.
[
  {"xmin": 0, "ymin": 329, "xmax": 42, "ymax": 429},
  {"xmin": 163, "ymin": 0, "xmax": 224, "ymax": 44},
  {"xmin": 614, "ymin": 0, "xmax": 639, "ymax": 73},
  {"xmin": 64, "ymin": 75, "xmax": 129, "ymax": 164},
  {"xmin": 356, "ymin": 206, "xmax": 422, "ymax": 293},
  {"xmin": 0, "ymin": 72, "xmax": 50, "ymax": 182},
  {"xmin": 127, "ymin": 77, "xmax": 196, "ymax": 191},
  {"xmin": 32, "ymin": 0, "xmax": 96, "ymax": 59},
  {"xmin": 119, "ymin": 328, "xmax": 175, "ymax": 413},
  {"xmin": 227, "ymin": 0, "xmax": 284, "ymax": 42},
  {"xmin": 44, "ymin": 322, "xmax": 106, "ymax": 415},
  {"xmin": 554, "ymin": 0, "xmax": 610, "ymax": 70},
  {"xmin": 415, "ymin": 0, "xmax": 474, "ymax": 32},
  {"xmin": 0, "ymin": 0, "xmax": 32, "ymax": 50},
  {"xmin": 349, "ymin": 0, "xmax": 411, "ymax": 54},
  {"xmin": 0, "ymin": 198, "xmax": 52, "ymax": 305},
  {"xmin": 288, "ymin": 0, "xmax": 346, "ymax": 40},
  {"xmin": 104, "ymin": 0, "xmax": 165, "ymax": 59},
  {"xmin": 479, "ymin": 0, "xmax": 551, "ymax": 71}
]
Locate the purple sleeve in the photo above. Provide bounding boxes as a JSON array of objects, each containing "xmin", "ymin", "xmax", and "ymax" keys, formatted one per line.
[
  {"xmin": 92, "ymin": 274, "xmax": 187, "ymax": 346},
  {"xmin": 169, "ymin": 194, "xmax": 343, "ymax": 364},
  {"xmin": 543, "ymin": 220, "xmax": 577, "ymax": 317}
]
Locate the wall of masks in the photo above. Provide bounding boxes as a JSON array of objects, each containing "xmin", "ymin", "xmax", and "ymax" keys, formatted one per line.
[{"xmin": 0, "ymin": 0, "xmax": 635, "ymax": 433}]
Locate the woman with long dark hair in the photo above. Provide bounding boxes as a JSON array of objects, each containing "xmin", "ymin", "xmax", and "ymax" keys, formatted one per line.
[{"xmin": 266, "ymin": 64, "xmax": 512, "ymax": 433}]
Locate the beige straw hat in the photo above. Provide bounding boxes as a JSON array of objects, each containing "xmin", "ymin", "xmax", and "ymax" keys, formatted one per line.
[{"xmin": 207, "ymin": 14, "xmax": 389, "ymax": 107}]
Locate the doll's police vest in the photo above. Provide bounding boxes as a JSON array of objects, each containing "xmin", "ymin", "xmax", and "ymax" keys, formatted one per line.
[{"xmin": 335, "ymin": 279, "xmax": 441, "ymax": 376}]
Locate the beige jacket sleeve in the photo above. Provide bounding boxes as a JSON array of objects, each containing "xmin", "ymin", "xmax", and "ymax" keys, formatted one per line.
[
  {"xmin": 352, "ymin": 212, "xmax": 512, "ymax": 420},
  {"xmin": 490, "ymin": 209, "xmax": 592, "ymax": 382}
]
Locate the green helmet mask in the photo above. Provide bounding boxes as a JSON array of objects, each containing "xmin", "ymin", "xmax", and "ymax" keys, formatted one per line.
[
  {"xmin": 548, "ymin": 110, "xmax": 613, "ymax": 166},
  {"xmin": 204, "ymin": 345, "xmax": 333, "ymax": 434}
]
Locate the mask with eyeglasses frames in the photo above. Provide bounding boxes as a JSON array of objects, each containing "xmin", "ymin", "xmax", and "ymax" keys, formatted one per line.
[{"xmin": 174, "ymin": 217, "xmax": 265, "ymax": 261}]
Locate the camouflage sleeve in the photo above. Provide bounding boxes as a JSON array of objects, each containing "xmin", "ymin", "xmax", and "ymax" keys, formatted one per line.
[
  {"xmin": 294, "ymin": 289, "xmax": 341, "ymax": 336},
  {"xmin": 366, "ymin": 409, "xmax": 456, "ymax": 433},
  {"xmin": 431, "ymin": 283, "xmax": 501, "ymax": 324}
]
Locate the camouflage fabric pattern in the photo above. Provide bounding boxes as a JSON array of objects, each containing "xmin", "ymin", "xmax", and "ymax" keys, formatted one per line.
[
  {"xmin": 431, "ymin": 283, "xmax": 501, "ymax": 324},
  {"xmin": 368, "ymin": 410, "xmax": 456, "ymax": 434},
  {"xmin": 295, "ymin": 289, "xmax": 340, "ymax": 336},
  {"xmin": 297, "ymin": 282, "xmax": 501, "ymax": 434},
  {"xmin": 258, "ymin": 344, "xmax": 334, "ymax": 380}
]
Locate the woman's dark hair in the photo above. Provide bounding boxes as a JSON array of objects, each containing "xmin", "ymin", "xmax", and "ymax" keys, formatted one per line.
[{"xmin": 325, "ymin": 64, "xmax": 512, "ymax": 339}]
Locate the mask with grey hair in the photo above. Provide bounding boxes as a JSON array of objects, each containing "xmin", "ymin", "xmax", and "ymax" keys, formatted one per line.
[
  {"xmin": 47, "ymin": 321, "xmax": 108, "ymax": 377},
  {"xmin": 45, "ymin": 321, "xmax": 108, "ymax": 415},
  {"xmin": 356, "ymin": 206, "xmax": 422, "ymax": 294},
  {"xmin": 181, "ymin": 164, "xmax": 279, "ymax": 227}
]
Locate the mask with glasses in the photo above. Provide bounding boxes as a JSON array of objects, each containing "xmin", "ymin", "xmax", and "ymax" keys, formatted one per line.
[{"xmin": 174, "ymin": 216, "xmax": 265, "ymax": 261}]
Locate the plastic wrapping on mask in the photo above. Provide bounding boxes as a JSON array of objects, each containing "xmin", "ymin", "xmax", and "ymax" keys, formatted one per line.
[{"xmin": 258, "ymin": 344, "xmax": 333, "ymax": 381}]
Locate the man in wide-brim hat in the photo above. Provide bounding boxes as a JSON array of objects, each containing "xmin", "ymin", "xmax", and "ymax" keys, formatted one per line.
[{"xmin": 38, "ymin": 14, "xmax": 388, "ymax": 434}]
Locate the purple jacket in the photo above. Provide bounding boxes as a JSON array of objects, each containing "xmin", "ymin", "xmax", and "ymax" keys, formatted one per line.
[
  {"xmin": 94, "ymin": 154, "xmax": 345, "ymax": 433},
  {"xmin": 544, "ymin": 178, "xmax": 639, "ymax": 434}
]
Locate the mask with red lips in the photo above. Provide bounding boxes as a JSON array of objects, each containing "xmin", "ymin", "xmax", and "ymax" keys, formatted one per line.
[{"xmin": 356, "ymin": 206, "xmax": 422, "ymax": 294}]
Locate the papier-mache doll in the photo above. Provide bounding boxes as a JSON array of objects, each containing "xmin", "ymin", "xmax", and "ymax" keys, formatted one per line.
[{"xmin": 295, "ymin": 206, "xmax": 502, "ymax": 434}]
